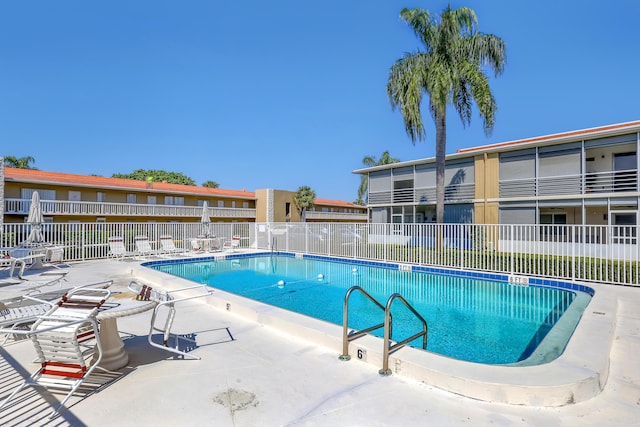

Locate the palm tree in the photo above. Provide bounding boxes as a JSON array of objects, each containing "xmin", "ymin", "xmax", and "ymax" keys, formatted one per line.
[
  {"xmin": 387, "ymin": 5, "xmax": 506, "ymax": 223},
  {"xmin": 201, "ymin": 180, "xmax": 220, "ymax": 188},
  {"xmin": 293, "ymin": 186, "xmax": 316, "ymax": 222},
  {"xmin": 4, "ymin": 155, "xmax": 37, "ymax": 169},
  {"xmin": 356, "ymin": 151, "xmax": 400, "ymax": 205}
]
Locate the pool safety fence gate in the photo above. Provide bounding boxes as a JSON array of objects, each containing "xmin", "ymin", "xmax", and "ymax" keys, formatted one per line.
[{"xmin": 1, "ymin": 221, "xmax": 638, "ymax": 286}]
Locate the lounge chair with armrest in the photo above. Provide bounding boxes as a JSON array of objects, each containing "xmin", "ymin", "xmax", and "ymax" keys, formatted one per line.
[
  {"xmin": 159, "ymin": 235, "xmax": 188, "ymax": 256},
  {"xmin": 0, "ymin": 287, "xmax": 111, "ymax": 419},
  {"xmin": 107, "ymin": 236, "xmax": 136, "ymax": 260},
  {"xmin": 127, "ymin": 280, "xmax": 213, "ymax": 359},
  {"xmin": 134, "ymin": 235, "xmax": 162, "ymax": 258}
]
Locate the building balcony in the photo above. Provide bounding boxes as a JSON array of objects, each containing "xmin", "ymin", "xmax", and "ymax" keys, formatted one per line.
[
  {"xmin": 368, "ymin": 183, "xmax": 476, "ymax": 206},
  {"xmin": 499, "ymin": 169, "xmax": 638, "ymax": 199},
  {"xmin": 4, "ymin": 199, "xmax": 256, "ymax": 219},
  {"xmin": 305, "ymin": 210, "xmax": 368, "ymax": 221}
]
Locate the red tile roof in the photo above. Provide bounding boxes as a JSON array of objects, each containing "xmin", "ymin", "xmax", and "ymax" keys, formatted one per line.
[
  {"xmin": 314, "ymin": 198, "xmax": 363, "ymax": 208},
  {"xmin": 456, "ymin": 120, "xmax": 640, "ymax": 154},
  {"xmin": 4, "ymin": 168, "xmax": 362, "ymax": 207},
  {"xmin": 4, "ymin": 168, "xmax": 256, "ymax": 199}
]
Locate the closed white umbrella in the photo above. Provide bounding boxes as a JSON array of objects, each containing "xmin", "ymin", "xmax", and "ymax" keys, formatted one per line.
[
  {"xmin": 200, "ymin": 201, "xmax": 211, "ymax": 237},
  {"xmin": 25, "ymin": 191, "xmax": 45, "ymax": 244}
]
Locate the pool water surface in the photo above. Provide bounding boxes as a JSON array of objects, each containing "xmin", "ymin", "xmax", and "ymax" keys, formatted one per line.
[{"xmin": 151, "ymin": 254, "xmax": 590, "ymax": 365}]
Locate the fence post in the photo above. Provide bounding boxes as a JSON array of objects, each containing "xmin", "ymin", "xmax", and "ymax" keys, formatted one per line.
[
  {"xmin": 571, "ymin": 225, "xmax": 576, "ymax": 282},
  {"xmin": 510, "ymin": 225, "xmax": 514, "ymax": 276}
]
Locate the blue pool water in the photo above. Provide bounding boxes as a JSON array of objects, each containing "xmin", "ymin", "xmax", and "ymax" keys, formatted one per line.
[{"xmin": 150, "ymin": 254, "xmax": 590, "ymax": 365}]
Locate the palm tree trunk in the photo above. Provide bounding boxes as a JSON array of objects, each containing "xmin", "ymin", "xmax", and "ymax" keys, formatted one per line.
[{"xmin": 435, "ymin": 111, "xmax": 447, "ymax": 223}]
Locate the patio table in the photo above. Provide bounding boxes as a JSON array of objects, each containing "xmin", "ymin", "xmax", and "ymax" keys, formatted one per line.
[
  {"xmin": 197, "ymin": 237, "xmax": 221, "ymax": 252},
  {"xmin": 95, "ymin": 291, "xmax": 158, "ymax": 370}
]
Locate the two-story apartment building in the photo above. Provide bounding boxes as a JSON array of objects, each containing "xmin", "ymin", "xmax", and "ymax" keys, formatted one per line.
[
  {"xmin": 0, "ymin": 165, "xmax": 367, "ymax": 225},
  {"xmin": 354, "ymin": 120, "xmax": 639, "ymax": 229}
]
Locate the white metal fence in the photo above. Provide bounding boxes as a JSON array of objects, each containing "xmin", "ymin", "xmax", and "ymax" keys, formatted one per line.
[{"xmin": 2, "ymin": 222, "xmax": 638, "ymax": 286}]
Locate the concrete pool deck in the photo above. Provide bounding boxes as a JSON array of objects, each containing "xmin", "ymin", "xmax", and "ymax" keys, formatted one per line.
[{"xmin": 1, "ymin": 257, "xmax": 639, "ymax": 426}]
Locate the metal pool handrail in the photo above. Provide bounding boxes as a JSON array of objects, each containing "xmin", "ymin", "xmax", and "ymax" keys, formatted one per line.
[
  {"xmin": 379, "ymin": 293, "xmax": 428, "ymax": 376},
  {"xmin": 339, "ymin": 286, "xmax": 389, "ymax": 361}
]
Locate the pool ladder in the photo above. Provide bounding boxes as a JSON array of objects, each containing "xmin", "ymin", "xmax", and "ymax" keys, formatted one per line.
[{"xmin": 339, "ymin": 286, "xmax": 428, "ymax": 376}]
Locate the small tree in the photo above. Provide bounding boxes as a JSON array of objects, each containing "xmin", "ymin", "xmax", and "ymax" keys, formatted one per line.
[
  {"xmin": 4, "ymin": 155, "xmax": 37, "ymax": 169},
  {"xmin": 112, "ymin": 169, "xmax": 196, "ymax": 185},
  {"xmin": 202, "ymin": 181, "xmax": 220, "ymax": 188},
  {"xmin": 293, "ymin": 186, "xmax": 316, "ymax": 222}
]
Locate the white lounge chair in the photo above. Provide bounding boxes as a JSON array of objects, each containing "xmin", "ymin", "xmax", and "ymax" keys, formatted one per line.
[
  {"xmin": 223, "ymin": 236, "xmax": 241, "ymax": 252},
  {"xmin": 107, "ymin": 236, "xmax": 136, "ymax": 260},
  {"xmin": 159, "ymin": 235, "xmax": 187, "ymax": 256},
  {"xmin": 134, "ymin": 235, "xmax": 162, "ymax": 258},
  {"xmin": 127, "ymin": 280, "xmax": 212, "ymax": 359},
  {"xmin": 190, "ymin": 238, "xmax": 204, "ymax": 254},
  {"xmin": 1, "ymin": 251, "xmax": 47, "ymax": 279},
  {"xmin": 0, "ymin": 287, "xmax": 111, "ymax": 418},
  {"xmin": 0, "ymin": 280, "xmax": 113, "ymax": 345}
]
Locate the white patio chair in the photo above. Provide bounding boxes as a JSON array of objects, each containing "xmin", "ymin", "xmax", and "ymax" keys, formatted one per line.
[
  {"xmin": 127, "ymin": 280, "xmax": 213, "ymax": 359},
  {"xmin": 107, "ymin": 236, "xmax": 135, "ymax": 260},
  {"xmin": 0, "ymin": 277, "xmax": 92, "ymax": 344},
  {"xmin": 159, "ymin": 235, "xmax": 187, "ymax": 256},
  {"xmin": 134, "ymin": 235, "xmax": 162, "ymax": 258},
  {"xmin": 222, "ymin": 236, "xmax": 241, "ymax": 252},
  {"xmin": 1, "ymin": 252, "xmax": 47, "ymax": 279},
  {"xmin": 190, "ymin": 238, "xmax": 204, "ymax": 254},
  {"xmin": 0, "ymin": 297, "xmax": 55, "ymax": 345},
  {"xmin": 0, "ymin": 287, "xmax": 111, "ymax": 418}
]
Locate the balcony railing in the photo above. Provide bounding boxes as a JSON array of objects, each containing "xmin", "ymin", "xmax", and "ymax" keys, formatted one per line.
[
  {"xmin": 305, "ymin": 211, "xmax": 368, "ymax": 221},
  {"xmin": 499, "ymin": 169, "xmax": 638, "ymax": 198},
  {"xmin": 4, "ymin": 199, "xmax": 256, "ymax": 219},
  {"xmin": 368, "ymin": 183, "xmax": 476, "ymax": 206}
]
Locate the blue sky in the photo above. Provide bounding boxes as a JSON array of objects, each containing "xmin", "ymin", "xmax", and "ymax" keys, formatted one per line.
[{"xmin": 2, "ymin": 1, "xmax": 638, "ymax": 202}]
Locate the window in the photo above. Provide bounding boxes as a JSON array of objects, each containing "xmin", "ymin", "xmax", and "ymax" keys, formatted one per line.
[
  {"xmin": 612, "ymin": 212, "xmax": 637, "ymax": 244},
  {"xmin": 393, "ymin": 179, "xmax": 414, "ymax": 203},
  {"xmin": 613, "ymin": 152, "xmax": 637, "ymax": 192},
  {"xmin": 68, "ymin": 191, "xmax": 81, "ymax": 202},
  {"xmin": 69, "ymin": 191, "xmax": 81, "ymax": 213},
  {"xmin": 127, "ymin": 194, "xmax": 137, "ymax": 204},
  {"xmin": 147, "ymin": 196, "xmax": 156, "ymax": 204},
  {"xmin": 231, "ymin": 201, "xmax": 236, "ymax": 208},
  {"xmin": 539, "ymin": 213, "xmax": 567, "ymax": 240},
  {"xmin": 164, "ymin": 196, "xmax": 184, "ymax": 205},
  {"xmin": 540, "ymin": 213, "xmax": 567, "ymax": 225},
  {"xmin": 22, "ymin": 188, "xmax": 55, "ymax": 200},
  {"xmin": 97, "ymin": 192, "xmax": 106, "ymax": 202},
  {"xmin": 217, "ymin": 200, "xmax": 224, "ymax": 208},
  {"xmin": 243, "ymin": 202, "xmax": 249, "ymax": 209}
]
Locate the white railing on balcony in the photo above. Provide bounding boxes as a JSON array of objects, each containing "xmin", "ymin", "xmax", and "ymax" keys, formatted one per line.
[
  {"xmin": 4, "ymin": 199, "xmax": 256, "ymax": 219},
  {"xmin": 585, "ymin": 169, "xmax": 638, "ymax": 194},
  {"xmin": 305, "ymin": 211, "xmax": 368, "ymax": 221},
  {"xmin": 369, "ymin": 183, "xmax": 475, "ymax": 206},
  {"xmin": 500, "ymin": 169, "xmax": 638, "ymax": 198},
  {"xmin": 2, "ymin": 222, "xmax": 637, "ymax": 286}
]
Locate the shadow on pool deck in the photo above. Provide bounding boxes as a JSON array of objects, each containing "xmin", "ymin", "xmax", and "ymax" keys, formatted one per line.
[{"xmin": 1, "ymin": 258, "xmax": 640, "ymax": 426}]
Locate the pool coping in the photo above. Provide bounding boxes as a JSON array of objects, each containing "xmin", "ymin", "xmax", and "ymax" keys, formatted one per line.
[{"xmin": 138, "ymin": 252, "xmax": 614, "ymax": 407}]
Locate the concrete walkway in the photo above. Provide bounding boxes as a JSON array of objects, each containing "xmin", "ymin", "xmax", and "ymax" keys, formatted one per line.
[{"xmin": 0, "ymin": 259, "xmax": 639, "ymax": 426}]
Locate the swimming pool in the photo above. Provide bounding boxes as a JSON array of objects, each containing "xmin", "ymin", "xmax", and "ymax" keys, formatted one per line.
[{"xmin": 150, "ymin": 253, "xmax": 592, "ymax": 366}]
